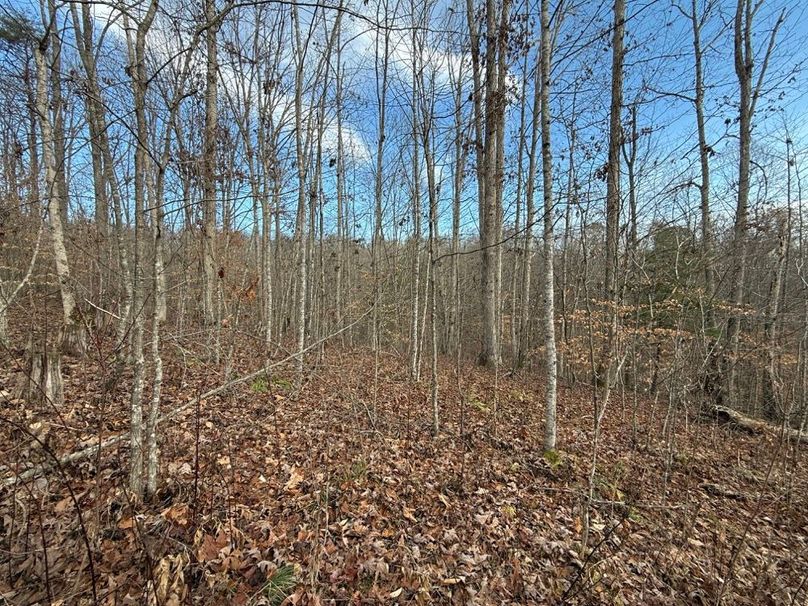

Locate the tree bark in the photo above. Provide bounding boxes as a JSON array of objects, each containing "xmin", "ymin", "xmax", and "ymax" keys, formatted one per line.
[
  {"xmin": 604, "ymin": 0, "xmax": 625, "ymax": 307},
  {"xmin": 727, "ymin": 0, "xmax": 785, "ymax": 405},
  {"xmin": 20, "ymin": 349, "xmax": 63, "ymax": 408},
  {"xmin": 688, "ymin": 0, "xmax": 714, "ymax": 315},
  {"xmin": 477, "ymin": 0, "xmax": 509, "ymax": 367},
  {"xmin": 762, "ymin": 212, "xmax": 787, "ymax": 419},
  {"xmin": 518, "ymin": 42, "xmax": 542, "ymax": 369},
  {"xmin": 598, "ymin": 0, "xmax": 625, "ymax": 393},
  {"xmin": 409, "ymin": 40, "xmax": 422, "ymax": 381},
  {"xmin": 292, "ymin": 2, "xmax": 310, "ymax": 385},
  {"xmin": 123, "ymin": 1, "xmax": 158, "ymax": 498},
  {"xmin": 34, "ymin": 23, "xmax": 82, "ymax": 357},
  {"xmin": 372, "ymin": 3, "xmax": 389, "ymax": 354},
  {"xmin": 540, "ymin": 0, "xmax": 558, "ymax": 451},
  {"xmin": 202, "ymin": 0, "xmax": 220, "ymax": 328}
]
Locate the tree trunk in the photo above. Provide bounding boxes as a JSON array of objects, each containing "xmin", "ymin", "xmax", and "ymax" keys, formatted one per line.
[
  {"xmin": 292, "ymin": 3, "xmax": 309, "ymax": 385},
  {"xmin": 0, "ymin": 305, "xmax": 7, "ymax": 348},
  {"xmin": 334, "ymin": 26, "xmax": 345, "ymax": 344},
  {"xmin": 123, "ymin": 1, "xmax": 158, "ymax": 498},
  {"xmin": 598, "ymin": 0, "xmax": 625, "ymax": 392},
  {"xmin": 409, "ymin": 50, "xmax": 422, "ymax": 381},
  {"xmin": 510, "ymin": 52, "xmax": 528, "ymax": 364},
  {"xmin": 372, "ymin": 5, "xmax": 389, "ymax": 354},
  {"xmin": 518, "ymin": 42, "xmax": 541, "ymax": 369},
  {"xmin": 69, "ymin": 1, "xmax": 109, "ymax": 238},
  {"xmin": 540, "ymin": 0, "xmax": 558, "ymax": 451},
  {"xmin": 727, "ymin": 0, "xmax": 784, "ymax": 406},
  {"xmin": 604, "ymin": 0, "xmax": 625, "ymax": 306},
  {"xmin": 146, "ymin": 167, "xmax": 166, "ymax": 497},
  {"xmin": 202, "ymin": 0, "xmax": 220, "ymax": 328},
  {"xmin": 448, "ymin": 62, "xmax": 467, "ymax": 356},
  {"xmin": 21, "ymin": 349, "xmax": 63, "ymax": 408},
  {"xmin": 47, "ymin": 0, "xmax": 69, "ymax": 230},
  {"xmin": 477, "ymin": 0, "xmax": 510, "ymax": 367},
  {"xmin": 689, "ymin": 0, "xmax": 714, "ymax": 316},
  {"xmin": 425, "ymin": 119, "xmax": 440, "ymax": 436},
  {"xmin": 762, "ymin": 213, "xmax": 787, "ymax": 419},
  {"xmin": 34, "ymin": 26, "xmax": 83, "ymax": 358}
]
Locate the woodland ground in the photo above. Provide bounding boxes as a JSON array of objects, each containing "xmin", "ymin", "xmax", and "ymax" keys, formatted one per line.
[{"xmin": 1, "ymin": 338, "xmax": 807, "ymax": 605}]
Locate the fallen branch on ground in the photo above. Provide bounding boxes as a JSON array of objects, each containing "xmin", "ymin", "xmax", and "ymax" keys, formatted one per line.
[
  {"xmin": 1, "ymin": 307, "xmax": 373, "ymax": 488},
  {"xmin": 707, "ymin": 405, "xmax": 807, "ymax": 445}
]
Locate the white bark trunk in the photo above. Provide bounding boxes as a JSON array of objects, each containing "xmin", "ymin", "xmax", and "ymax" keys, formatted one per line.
[
  {"xmin": 34, "ymin": 41, "xmax": 77, "ymax": 338},
  {"xmin": 292, "ymin": 3, "xmax": 309, "ymax": 385},
  {"xmin": 202, "ymin": 0, "xmax": 219, "ymax": 329},
  {"xmin": 124, "ymin": 2, "xmax": 157, "ymax": 498},
  {"xmin": 540, "ymin": 0, "xmax": 557, "ymax": 451}
]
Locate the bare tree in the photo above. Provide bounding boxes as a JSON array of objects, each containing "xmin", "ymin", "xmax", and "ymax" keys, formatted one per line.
[
  {"xmin": 518, "ymin": 38, "xmax": 541, "ymax": 370},
  {"xmin": 34, "ymin": 5, "xmax": 85, "ymax": 362},
  {"xmin": 686, "ymin": 0, "xmax": 715, "ymax": 313},
  {"xmin": 409, "ymin": 15, "xmax": 423, "ymax": 381},
  {"xmin": 202, "ymin": 0, "xmax": 220, "ymax": 331},
  {"xmin": 597, "ymin": 0, "xmax": 625, "ymax": 397},
  {"xmin": 122, "ymin": 0, "xmax": 158, "ymax": 497},
  {"xmin": 469, "ymin": 0, "xmax": 510, "ymax": 367},
  {"xmin": 540, "ymin": 0, "xmax": 559, "ymax": 451},
  {"xmin": 726, "ymin": 0, "xmax": 785, "ymax": 405},
  {"xmin": 603, "ymin": 0, "xmax": 624, "ymax": 308},
  {"xmin": 372, "ymin": 1, "xmax": 389, "ymax": 356},
  {"xmin": 447, "ymin": 48, "xmax": 467, "ymax": 357},
  {"xmin": 292, "ymin": 2, "xmax": 311, "ymax": 384}
]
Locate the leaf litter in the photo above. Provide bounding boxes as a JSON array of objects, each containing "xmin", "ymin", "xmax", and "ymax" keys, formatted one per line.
[{"xmin": 1, "ymin": 345, "xmax": 807, "ymax": 605}]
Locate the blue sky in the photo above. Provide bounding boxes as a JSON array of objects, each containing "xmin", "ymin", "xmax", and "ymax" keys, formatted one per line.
[{"xmin": 1, "ymin": 0, "xmax": 806, "ymax": 242}]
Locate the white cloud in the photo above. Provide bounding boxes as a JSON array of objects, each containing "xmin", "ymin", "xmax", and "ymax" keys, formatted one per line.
[{"xmin": 88, "ymin": 0, "xmax": 373, "ymax": 163}]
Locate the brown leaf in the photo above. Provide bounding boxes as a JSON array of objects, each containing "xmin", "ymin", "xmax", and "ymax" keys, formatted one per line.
[
  {"xmin": 161, "ymin": 503, "xmax": 189, "ymax": 526},
  {"xmin": 284, "ymin": 466, "xmax": 304, "ymax": 492}
]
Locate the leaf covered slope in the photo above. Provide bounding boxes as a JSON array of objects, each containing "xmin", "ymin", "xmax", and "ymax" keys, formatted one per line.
[{"xmin": 1, "ymin": 348, "xmax": 807, "ymax": 605}]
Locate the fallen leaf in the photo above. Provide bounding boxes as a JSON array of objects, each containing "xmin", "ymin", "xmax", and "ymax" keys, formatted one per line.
[{"xmin": 285, "ymin": 466, "xmax": 304, "ymax": 492}]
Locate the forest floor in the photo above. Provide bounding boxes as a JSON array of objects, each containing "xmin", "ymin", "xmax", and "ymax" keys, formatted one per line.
[{"xmin": 1, "ymin": 340, "xmax": 807, "ymax": 605}]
